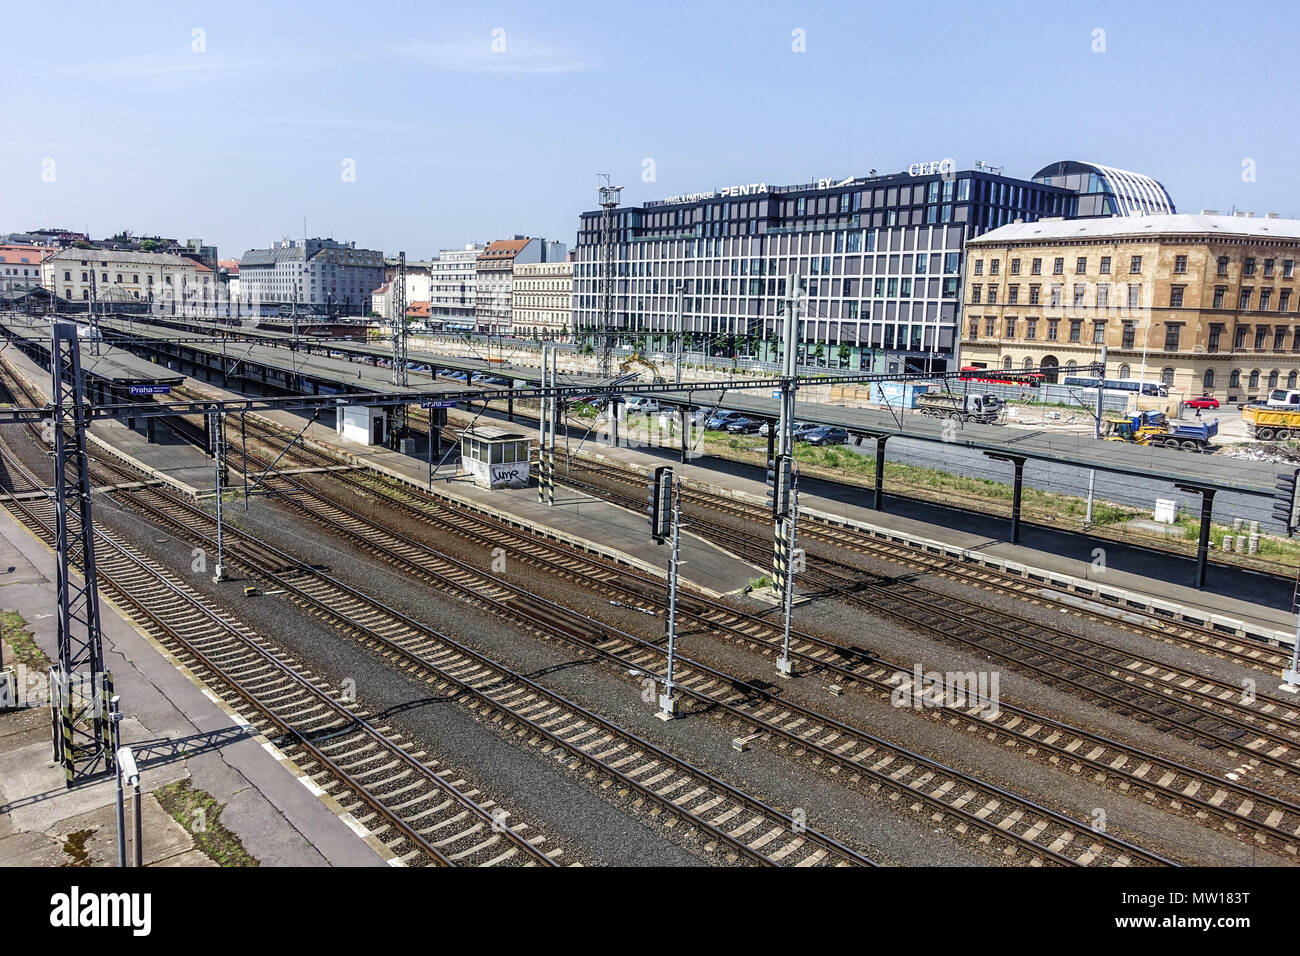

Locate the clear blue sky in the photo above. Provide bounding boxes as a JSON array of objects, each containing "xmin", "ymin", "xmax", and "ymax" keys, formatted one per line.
[{"xmin": 3, "ymin": 0, "xmax": 1296, "ymax": 259}]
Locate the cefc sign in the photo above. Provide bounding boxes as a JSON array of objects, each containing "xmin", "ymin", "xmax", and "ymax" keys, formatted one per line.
[{"xmin": 908, "ymin": 159, "xmax": 956, "ymax": 177}]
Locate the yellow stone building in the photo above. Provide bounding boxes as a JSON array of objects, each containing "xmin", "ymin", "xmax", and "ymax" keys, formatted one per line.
[{"xmin": 959, "ymin": 213, "xmax": 1300, "ymax": 403}]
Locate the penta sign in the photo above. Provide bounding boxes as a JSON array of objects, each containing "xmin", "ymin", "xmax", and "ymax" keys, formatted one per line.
[
  {"xmin": 718, "ymin": 182, "xmax": 769, "ymax": 198},
  {"xmin": 908, "ymin": 159, "xmax": 956, "ymax": 177}
]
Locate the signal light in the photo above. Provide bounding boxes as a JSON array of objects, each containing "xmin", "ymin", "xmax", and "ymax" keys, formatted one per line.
[
  {"xmin": 766, "ymin": 454, "xmax": 792, "ymax": 519},
  {"xmin": 1273, "ymin": 468, "xmax": 1300, "ymax": 535},
  {"xmin": 646, "ymin": 465, "xmax": 673, "ymax": 543}
]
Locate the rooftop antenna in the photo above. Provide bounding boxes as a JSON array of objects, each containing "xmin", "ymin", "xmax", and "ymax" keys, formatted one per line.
[{"xmin": 597, "ymin": 173, "xmax": 623, "ymax": 378}]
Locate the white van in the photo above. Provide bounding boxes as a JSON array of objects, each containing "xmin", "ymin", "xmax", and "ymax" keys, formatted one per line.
[
  {"xmin": 623, "ymin": 397, "xmax": 660, "ymax": 414},
  {"xmin": 1266, "ymin": 389, "xmax": 1300, "ymax": 408}
]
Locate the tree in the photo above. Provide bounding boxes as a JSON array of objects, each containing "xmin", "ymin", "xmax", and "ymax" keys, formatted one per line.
[
  {"xmin": 139, "ymin": 238, "xmax": 164, "ymax": 252},
  {"xmin": 813, "ymin": 342, "xmax": 826, "ymax": 363},
  {"xmin": 838, "ymin": 343, "xmax": 852, "ymax": 366}
]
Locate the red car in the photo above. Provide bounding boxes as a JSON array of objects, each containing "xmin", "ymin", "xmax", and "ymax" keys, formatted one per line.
[{"xmin": 1185, "ymin": 396, "xmax": 1220, "ymax": 409}]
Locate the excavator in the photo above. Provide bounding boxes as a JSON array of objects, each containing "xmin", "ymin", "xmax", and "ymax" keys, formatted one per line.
[{"xmin": 619, "ymin": 351, "xmax": 665, "ymax": 383}]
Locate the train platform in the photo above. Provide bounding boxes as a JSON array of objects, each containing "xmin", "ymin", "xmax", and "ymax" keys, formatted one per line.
[
  {"xmin": 567, "ymin": 438, "xmax": 1300, "ymax": 649},
  {"xmin": 0, "ymin": 347, "xmax": 214, "ymax": 495},
  {"xmin": 178, "ymin": 377, "xmax": 764, "ymax": 597},
  {"xmin": 0, "ymin": 505, "xmax": 389, "ymax": 867}
]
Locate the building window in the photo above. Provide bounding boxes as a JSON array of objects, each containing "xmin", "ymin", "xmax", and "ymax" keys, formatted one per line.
[
  {"xmin": 1169, "ymin": 286, "xmax": 1185, "ymax": 308},
  {"xmin": 1277, "ymin": 326, "xmax": 1288, "ymax": 350},
  {"xmin": 1004, "ymin": 317, "xmax": 1016, "ymax": 338},
  {"xmin": 1241, "ymin": 288, "xmax": 1253, "ymax": 310},
  {"xmin": 1291, "ymin": 371, "xmax": 1299, "ymax": 389},
  {"xmin": 1261, "ymin": 288, "xmax": 1274, "ymax": 311},
  {"xmin": 985, "ymin": 317, "xmax": 995, "ymax": 337},
  {"xmin": 1097, "ymin": 284, "xmax": 1109, "ymax": 308},
  {"xmin": 1002, "ymin": 356, "xmax": 1013, "ymax": 370},
  {"xmin": 987, "ymin": 286, "xmax": 998, "ymax": 305},
  {"xmin": 1161, "ymin": 367, "xmax": 1175, "ymax": 388},
  {"xmin": 1130, "ymin": 255, "xmax": 1142, "ymax": 274},
  {"xmin": 1213, "ymin": 286, "xmax": 1226, "ymax": 309},
  {"xmin": 1208, "ymin": 325, "xmax": 1223, "ymax": 352},
  {"xmin": 1026, "ymin": 319, "xmax": 1037, "ymax": 340},
  {"xmin": 1164, "ymin": 324, "xmax": 1182, "ymax": 351},
  {"xmin": 1069, "ymin": 320, "xmax": 1082, "ymax": 342},
  {"xmin": 1010, "ymin": 258, "xmax": 1020, "ymax": 275},
  {"xmin": 1173, "ymin": 255, "xmax": 1188, "ymax": 274},
  {"xmin": 1282, "ymin": 289, "xmax": 1293, "ymax": 312},
  {"xmin": 1047, "ymin": 319, "xmax": 1059, "ymax": 341},
  {"xmin": 1203, "ymin": 369, "xmax": 1215, "ymax": 390},
  {"xmin": 989, "ymin": 259, "xmax": 1000, "ymax": 275},
  {"xmin": 1008, "ymin": 285, "xmax": 1019, "ymax": 305},
  {"xmin": 973, "ymin": 260, "xmax": 983, "ymax": 276},
  {"xmin": 1229, "ymin": 369, "xmax": 1240, "ymax": 388},
  {"xmin": 1235, "ymin": 325, "xmax": 1249, "ymax": 349},
  {"xmin": 1264, "ymin": 258, "xmax": 1275, "ymax": 277},
  {"xmin": 1244, "ymin": 257, "xmax": 1256, "ymax": 277},
  {"xmin": 1122, "ymin": 323, "xmax": 1136, "ymax": 349},
  {"xmin": 1269, "ymin": 370, "xmax": 1280, "ymax": 389},
  {"xmin": 1053, "ymin": 257, "xmax": 1064, "ymax": 275},
  {"xmin": 970, "ymin": 284, "xmax": 982, "ymax": 304},
  {"xmin": 1217, "ymin": 256, "xmax": 1229, "ymax": 276},
  {"xmin": 1073, "ymin": 284, "xmax": 1087, "ymax": 306},
  {"xmin": 1029, "ymin": 285, "xmax": 1041, "ymax": 305},
  {"xmin": 1076, "ymin": 256, "xmax": 1087, "ymax": 274},
  {"xmin": 968, "ymin": 318, "xmax": 979, "ymax": 339},
  {"xmin": 1093, "ymin": 320, "xmax": 1105, "ymax": 344},
  {"xmin": 1127, "ymin": 284, "xmax": 1140, "ymax": 308},
  {"xmin": 1031, "ymin": 258, "xmax": 1042, "ymax": 275},
  {"xmin": 1099, "ymin": 256, "xmax": 1111, "ymax": 275},
  {"xmin": 1050, "ymin": 285, "xmax": 1062, "ymax": 307},
  {"xmin": 1118, "ymin": 363, "xmax": 1131, "ymax": 378},
  {"xmin": 1255, "ymin": 326, "xmax": 1268, "ymax": 349},
  {"xmin": 1285, "ymin": 259, "xmax": 1295, "ymax": 278}
]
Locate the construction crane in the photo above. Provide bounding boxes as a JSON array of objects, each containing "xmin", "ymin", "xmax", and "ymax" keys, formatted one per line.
[{"xmin": 597, "ymin": 175, "xmax": 622, "ymax": 378}]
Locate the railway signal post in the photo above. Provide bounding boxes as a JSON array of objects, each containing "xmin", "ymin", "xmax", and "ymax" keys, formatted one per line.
[
  {"xmin": 647, "ymin": 467, "xmax": 681, "ymax": 718},
  {"xmin": 772, "ymin": 275, "xmax": 800, "ymax": 598},
  {"xmin": 211, "ymin": 410, "xmax": 228, "ymax": 583},
  {"xmin": 776, "ymin": 461, "xmax": 800, "ymax": 678}
]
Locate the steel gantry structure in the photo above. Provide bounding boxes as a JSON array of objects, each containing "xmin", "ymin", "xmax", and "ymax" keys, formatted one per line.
[
  {"xmin": 49, "ymin": 321, "xmax": 114, "ymax": 786},
  {"xmin": 597, "ymin": 176, "xmax": 622, "ymax": 378},
  {"xmin": 389, "ymin": 251, "xmax": 409, "ymax": 447}
]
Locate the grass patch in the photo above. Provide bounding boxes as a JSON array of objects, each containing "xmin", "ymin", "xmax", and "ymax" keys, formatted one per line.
[
  {"xmin": 1, "ymin": 610, "xmax": 48, "ymax": 670},
  {"xmin": 154, "ymin": 780, "xmax": 259, "ymax": 867},
  {"xmin": 747, "ymin": 576, "xmax": 772, "ymax": 590}
]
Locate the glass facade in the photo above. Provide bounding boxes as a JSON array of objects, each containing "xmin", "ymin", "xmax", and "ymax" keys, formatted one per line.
[{"xmin": 572, "ymin": 169, "xmax": 1075, "ymax": 373}]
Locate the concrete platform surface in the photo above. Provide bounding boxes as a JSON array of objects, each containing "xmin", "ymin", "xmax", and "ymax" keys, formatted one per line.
[{"xmin": 181, "ymin": 377, "xmax": 764, "ymax": 596}]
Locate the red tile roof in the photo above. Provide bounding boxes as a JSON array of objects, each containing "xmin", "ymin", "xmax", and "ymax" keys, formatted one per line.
[
  {"xmin": 218, "ymin": 258, "xmax": 240, "ymax": 273},
  {"xmin": 0, "ymin": 245, "xmax": 54, "ymax": 265},
  {"xmin": 478, "ymin": 238, "xmax": 531, "ymax": 261},
  {"xmin": 406, "ymin": 301, "xmax": 431, "ymax": 317}
]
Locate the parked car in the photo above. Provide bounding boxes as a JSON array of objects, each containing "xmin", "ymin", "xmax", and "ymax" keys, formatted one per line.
[
  {"xmin": 726, "ymin": 416, "xmax": 763, "ymax": 434},
  {"xmin": 705, "ymin": 410, "xmax": 745, "ymax": 430},
  {"xmin": 803, "ymin": 426, "xmax": 849, "ymax": 446},
  {"xmin": 759, "ymin": 420, "xmax": 816, "ymax": 438},
  {"xmin": 1185, "ymin": 396, "xmax": 1220, "ymax": 409}
]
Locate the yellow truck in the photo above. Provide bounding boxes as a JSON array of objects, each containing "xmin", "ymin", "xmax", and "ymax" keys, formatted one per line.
[{"xmin": 1242, "ymin": 404, "xmax": 1300, "ymax": 440}]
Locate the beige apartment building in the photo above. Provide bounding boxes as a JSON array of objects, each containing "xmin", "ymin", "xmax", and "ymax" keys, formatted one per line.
[
  {"xmin": 511, "ymin": 260, "xmax": 573, "ymax": 339},
  {"xmin": 960, "ymin": 213, "xmax": 1300, "ymax": 402},
  {"xmin": 42, "ymin": 247, "xmax": 212, "ymax": 309}
]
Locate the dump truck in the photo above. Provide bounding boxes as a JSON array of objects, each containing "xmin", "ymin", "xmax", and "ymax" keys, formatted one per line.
[
  {"xmin": 915, "ymin": 391, "xmax": 1004, "ymax": 424},
  {"xmin": 1242, "ymin": 404, "xmax": 1300, "ymax": 440},
  {"xmin": 1102, "ymin": 410, "xmax": 1218, "ymax": 451}
]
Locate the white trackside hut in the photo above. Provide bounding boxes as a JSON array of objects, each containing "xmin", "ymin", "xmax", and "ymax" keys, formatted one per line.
[{"xmin": 461, "ymin": 425, "xmax": 531, "ymax": 489}]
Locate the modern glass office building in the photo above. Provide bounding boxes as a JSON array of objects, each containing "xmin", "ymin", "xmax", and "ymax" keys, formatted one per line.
[
  {"xmin": 571, "ymin": 166, "xmax": 1089, "ymax": 373},
  {"xmin": 1032, "ymin": 161, "xmax": 1176, "ymax": 218}
]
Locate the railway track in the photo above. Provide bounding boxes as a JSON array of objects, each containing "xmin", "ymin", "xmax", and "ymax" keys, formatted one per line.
[
  {"xmin": 225, "ymin": 416, "xmax": 1300, "ymax": 859},
  {"xmin": 81, "ymin": 457, "xmax": 874, "ymax": 868},
  {"xmin": 562, "ymin": 456, "xmax": 1292, "ymax": 674},
  {"xmin": 555, "ymin": 462, "xmax": 1300, "ymax": 771},
  {"xmin": 149, "ymin": 428, "xmax": 1176, "ymax": 866},
  {"xmin": 0, "ymin": 451, "xmax": 559, "ymax": 867}
]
